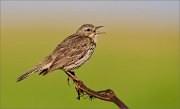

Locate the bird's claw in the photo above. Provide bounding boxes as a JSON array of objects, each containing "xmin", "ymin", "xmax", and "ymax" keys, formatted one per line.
[{"xmin": 89, "ymin": 95, "xmax": 93, "ymax": 100}]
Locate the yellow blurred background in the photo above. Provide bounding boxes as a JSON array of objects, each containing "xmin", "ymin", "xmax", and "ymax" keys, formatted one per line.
[{"xmin": 1, "ymin": 1, "xmax": 179, "ymax": 109}]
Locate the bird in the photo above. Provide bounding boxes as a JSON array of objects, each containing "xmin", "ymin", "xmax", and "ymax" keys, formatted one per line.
[{"xmin": 17, "ymin": 24, "xmax": 104, "ymax": 82}]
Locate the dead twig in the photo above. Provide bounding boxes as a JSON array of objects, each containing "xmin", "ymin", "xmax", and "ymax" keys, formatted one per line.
[{"xmin": 65, "ymin": 71, "xmax": 128, "ymax": 109}]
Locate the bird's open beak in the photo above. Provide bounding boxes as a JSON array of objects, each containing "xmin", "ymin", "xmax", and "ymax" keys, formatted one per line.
[{"xmin": 95, "ymin": 26, "xmax": 105, "ymax": 34}]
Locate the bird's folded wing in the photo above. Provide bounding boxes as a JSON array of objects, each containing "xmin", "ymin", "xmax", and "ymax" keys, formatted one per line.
[
  {"xmin": 48, "ymin": 35, "xmax": 91, "ymax": 72},
  {"xmin": 48, "ymin": 48, "xmax": 86, "ymax": 72}
]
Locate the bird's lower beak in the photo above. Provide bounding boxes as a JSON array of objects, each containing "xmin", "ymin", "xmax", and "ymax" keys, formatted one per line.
[{"xmin": 95, "ymin": 26, "xmax": 105, "ymax": 34}]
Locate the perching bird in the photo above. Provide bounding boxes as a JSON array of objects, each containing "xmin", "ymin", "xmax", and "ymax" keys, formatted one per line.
[{"xmin": 17, "ymin": 24, "xmax": 104, "ymax": 82}]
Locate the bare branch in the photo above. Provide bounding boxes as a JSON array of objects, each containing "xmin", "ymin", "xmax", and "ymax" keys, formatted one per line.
[{"xmin": 65, "ymin": 71, "xmax": 128, "ymax": 109}]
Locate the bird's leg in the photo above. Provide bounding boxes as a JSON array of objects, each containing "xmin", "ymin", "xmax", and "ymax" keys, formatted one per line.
[
  {"xmin": 67, "ymin": 71, "xmax": 76, "ymax": 86},
  {"xmin": 67, "ymin": 78, "xmax": 71, "ymax": 86},
  {"xmin": 64, "ymin": 70, "xmax": 84, "ymax": 98}
]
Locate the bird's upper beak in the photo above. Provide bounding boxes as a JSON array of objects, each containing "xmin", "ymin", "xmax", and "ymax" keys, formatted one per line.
[
  {"xmin": 95, "ymin": 26, "xmax": 105, "ymax": 34},
  {"xmin": 96, "ymin": 26, "xmax": 104, "ymax": 29}
]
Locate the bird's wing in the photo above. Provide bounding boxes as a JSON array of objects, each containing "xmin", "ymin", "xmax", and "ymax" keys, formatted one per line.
[{"xmin": 47, "ymin": 34, "xmax": 92, "ymax": 72}]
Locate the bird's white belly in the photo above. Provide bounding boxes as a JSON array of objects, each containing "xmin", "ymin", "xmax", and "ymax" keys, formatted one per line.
[{"xmin": 63, "ymin": 46, "xmax": 95, "ymax": 70}]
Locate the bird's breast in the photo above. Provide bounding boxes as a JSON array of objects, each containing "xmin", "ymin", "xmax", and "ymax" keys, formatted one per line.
[{"xmin": 63, "ymin": 45, "xmax": 96, "ymax": 71}]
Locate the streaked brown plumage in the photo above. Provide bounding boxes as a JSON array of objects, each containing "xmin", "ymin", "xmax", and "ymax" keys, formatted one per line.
[{"xmin": 17, "ymin": 24, "xmax": 104, "ymax": 82}]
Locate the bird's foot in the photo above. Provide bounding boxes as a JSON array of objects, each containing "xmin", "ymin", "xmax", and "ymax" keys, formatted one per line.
[
  {"xmin": 75, "ymin": 85, "xmax": 95, "ymax": 100},
  {"xmin": 74, "ymin": 80, "xmax": 95, "ymax": 100},
  {"xmin": 75, "ymin": 80, "xmax": 85, "ymax": 100},
  {"xmin": 89, "ymin": 95, "xmax": 95, "ymax": 100},
  {"xmin": 75, "ymin": 86, "xmax": 84, "ymax": 100}
]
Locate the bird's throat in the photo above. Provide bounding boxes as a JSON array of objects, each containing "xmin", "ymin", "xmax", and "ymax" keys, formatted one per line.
[{"xmin": 89, "ymin": 33, "xmax": 98, "ymax": 43}]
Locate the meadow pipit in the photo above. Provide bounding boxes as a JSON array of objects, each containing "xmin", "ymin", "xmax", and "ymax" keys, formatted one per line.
[{"xmin": 17, "ymin": 24, "xmax": 104, "ymax": 82}]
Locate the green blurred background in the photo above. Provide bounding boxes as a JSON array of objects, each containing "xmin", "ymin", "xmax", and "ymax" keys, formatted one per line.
[{"xmin": 1, "ymin": 1, "xmax": 179, "ymax": 109}]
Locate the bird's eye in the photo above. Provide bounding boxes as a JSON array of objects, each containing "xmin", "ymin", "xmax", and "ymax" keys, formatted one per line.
[{"xmin": 87, "ymin": 28, "xmax": 91, "ymax": 31}]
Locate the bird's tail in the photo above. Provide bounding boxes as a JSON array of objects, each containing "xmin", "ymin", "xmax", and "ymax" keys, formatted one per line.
[{"xmin": 17, "ymin": 67, "xmax": 39, "ymax": 82}]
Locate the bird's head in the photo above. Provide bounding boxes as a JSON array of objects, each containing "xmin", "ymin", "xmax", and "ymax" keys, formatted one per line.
[{"xmin": 76, "ymin": 24, "xmax": 104, "ymax": 37}]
